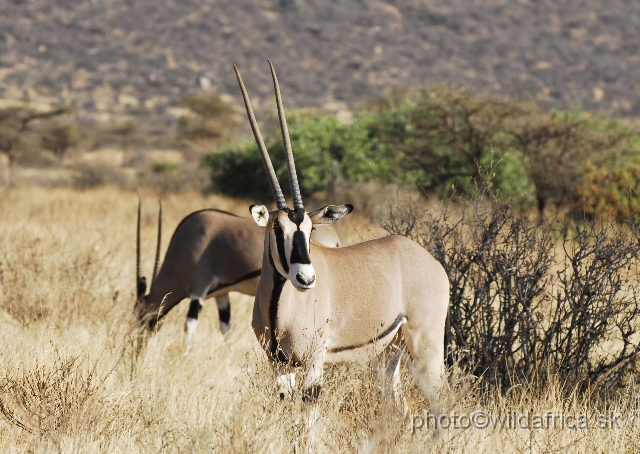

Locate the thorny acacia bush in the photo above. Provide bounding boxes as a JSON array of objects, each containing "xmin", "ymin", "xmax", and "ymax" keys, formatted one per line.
[{"xmin": 382, "ymin": 198, "xmax": 640, "ymax": 395}]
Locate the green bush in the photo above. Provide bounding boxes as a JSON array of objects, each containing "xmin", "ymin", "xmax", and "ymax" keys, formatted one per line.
[
  {"xmin": 203, "ymin": 111, "xmax": 384, "ymax": 202},
  {"xmin": 366, "ymin": 90, "xmax": 536, "ymax": 201},
  {"xmin": 203, "ymin": 87, "xmax": 640, "ymax": 213}
]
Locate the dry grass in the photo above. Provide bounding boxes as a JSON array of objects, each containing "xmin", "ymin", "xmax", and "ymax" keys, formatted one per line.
[{"xmin": 0, "ymin": 186, "xmax": 637, "ymax": 453}]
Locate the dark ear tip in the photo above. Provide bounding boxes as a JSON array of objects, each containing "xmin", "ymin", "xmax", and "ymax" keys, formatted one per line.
[
  {"xmin": 346, "ymin": 204, "xmax": 354, "ymax": 213},
  {"xmin": 249, "ymin": 204, "xmax": 256, "ymax": 214}
]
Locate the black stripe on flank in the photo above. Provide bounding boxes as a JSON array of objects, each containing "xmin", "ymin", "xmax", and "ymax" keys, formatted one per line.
[
  {"xmin": 290, "ymin": 231, "xmax": 311, "ymax": 264},
  {"xmin": 187, "ymin": 299, "xmax": 203, "ymax": 319},
  {"xmin": 206, "ymin": 269, "xmax": 262, "ymax": 296},
  {"xmin": 267, "ymin": 239, "xmax": 287, "ymax": 362},
  {"xmin": 274, "ymin": 221, "xmax": 289, "ymax": 274},
  {"xmin": 328, "ymin": 314, "xmax": 406, "ymax": 354}
]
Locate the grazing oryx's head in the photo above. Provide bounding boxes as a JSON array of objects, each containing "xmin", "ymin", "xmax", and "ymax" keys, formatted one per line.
[
  {"xmin": 235, "ymin": 61, "xmax": 353, "ymax": 290},
  {"xmin": 134, "ymin": 198, "xmax": 163, "ymax": 329}
]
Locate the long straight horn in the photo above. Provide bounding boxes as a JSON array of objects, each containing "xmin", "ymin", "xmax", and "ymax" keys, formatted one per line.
[
  {"xmin": 234, "ymin": 64, "xmax": 287, "ymax": 210},
  {"xmin": 136, "ymin": 196, "xmax": 143, "ymax": 300},
  {"xmin": 267, "ymin": 59, "xmax": 303, "ymax": 211},
  {"xmin": 152, "ymin": 200, "xmax": 162, "ymax": 283}
]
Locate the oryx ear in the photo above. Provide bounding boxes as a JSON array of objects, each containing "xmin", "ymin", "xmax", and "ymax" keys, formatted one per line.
[
  {"xmin": 249, "ymin": 204, "xmax": 270, "ymax": 227},
  {"xmin": 308, "ymin": 204, "xmax": 354, "ymax": 225}
]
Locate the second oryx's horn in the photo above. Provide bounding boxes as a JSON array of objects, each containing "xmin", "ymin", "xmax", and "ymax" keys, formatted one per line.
[
  {"xmin": 234, "ymin": 64, "xmax": 287, "ymax": 210},
  {"xmin": 267, "ymin": 60, "xmax": 304, "ymax": 211},
  {"xmin": 136, "ymin": 196, "xmax": 146, "ymax": 301},
  {"xmin": 152, "ymin": 200, "xmax": 162, "ymax": 283}
]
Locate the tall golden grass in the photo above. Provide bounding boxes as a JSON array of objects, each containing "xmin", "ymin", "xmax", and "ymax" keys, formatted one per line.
[{"xmin": 0, "ymin": 186, "xmax": 637, "ymax": 453}]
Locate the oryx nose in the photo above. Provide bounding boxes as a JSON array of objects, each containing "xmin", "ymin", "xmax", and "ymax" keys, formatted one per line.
[{"xmin": 296, "ymin": 273, "xmax": 315, "ymax": 286}]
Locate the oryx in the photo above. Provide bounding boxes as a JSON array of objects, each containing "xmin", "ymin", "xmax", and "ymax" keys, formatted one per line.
[
  {"xmin": 235, "ymin": 61, "xmax": 449, "ymax": 436},
  {"xmin": 134, "ymin": 200, "xmax": 342, "ymax": 344}
]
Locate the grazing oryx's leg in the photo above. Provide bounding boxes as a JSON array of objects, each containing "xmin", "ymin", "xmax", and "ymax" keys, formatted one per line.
[
  {"xmin": 185, "ymin": 295, "xmax": 204, "ymax": 345},
  {"xmin": 215, "ymin": 293, "xmax": 231, "ymax": 335},
  {"xmin": 185, "ymin": 281, "xmax": 215, "ymax": 346}
]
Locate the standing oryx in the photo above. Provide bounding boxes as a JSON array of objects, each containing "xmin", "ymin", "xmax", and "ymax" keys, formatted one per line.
[
  {"xmin": 134, "ymin": 200, "xmax": 342, "ymax": 345},
  {"xmin": 235, "ymin": 61, "xmax": 449, "ymax": 434}
]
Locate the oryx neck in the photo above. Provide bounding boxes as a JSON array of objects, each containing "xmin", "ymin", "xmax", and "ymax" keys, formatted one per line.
[{"xmin": 266, "ymin": 229, "xmax": 287, "ymax": 362}]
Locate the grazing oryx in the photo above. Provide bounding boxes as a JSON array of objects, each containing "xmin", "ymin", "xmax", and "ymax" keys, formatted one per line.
[
  {"xmin": 134, "ymin": 200, "xmax": 342, "ymax": 344},
  {"xmin": 235, "ymin": 61, "xmax": 449, "ymax": 433}
]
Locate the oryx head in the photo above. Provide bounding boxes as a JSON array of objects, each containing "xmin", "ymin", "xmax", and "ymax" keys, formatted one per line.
[
  {"xmin": 235, "ymin": 61, "xmax": 353, "ymax": 290},
  {"xmin": 134, "ymin": 198, "xmax": 163, "ymax": 328}
]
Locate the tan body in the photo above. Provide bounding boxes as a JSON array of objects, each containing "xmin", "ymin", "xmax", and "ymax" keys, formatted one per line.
[
  {"xmin": 251, "ymin": 209, "xmax": 449, "ymax": 416},
  {"xmin": 254, "ymin": 235, "xmax": 448, "ymax": 368},
  {"xmin": 136, "ymin": 207, "xmax": 341, "ymax": 343}
]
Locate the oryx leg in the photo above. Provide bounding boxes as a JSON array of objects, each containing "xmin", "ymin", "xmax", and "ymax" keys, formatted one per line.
[
  {"xmin": 185, "ymin": 296, "xmax": 204, "ymax": 346},
  {"xmin": 371, "ymin": 342, "xmax": 407, "ymax": 414},
  {"xmin": 275, "ymin": 368, "xmax": 296, "ymax": 401},
  {"xmin": 385, "ymin": 345, "xmax": 407, "ymax": 414},
  {"xmin": 185, "ymin": 283, "xmax": 214, "ymax": 346},
  {"xmin": 301, "ymin": 350, "xmax": 325, "ymax": 448},
  {"xmin": 215, "ymin": 293, "xmax": 231, "ymax": 335},
  {"xmin": 402, "ymin": 323, "xmax": 447, "ymax": 414}
]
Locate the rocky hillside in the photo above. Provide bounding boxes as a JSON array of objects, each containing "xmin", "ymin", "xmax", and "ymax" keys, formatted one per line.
[{"xmin": 1, "ymin": 0, "xmax": 639, "ymax": 125}]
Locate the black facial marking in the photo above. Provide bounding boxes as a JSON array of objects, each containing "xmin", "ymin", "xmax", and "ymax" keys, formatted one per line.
[
  {"xmin": 290, "ymin": 231, "xmax": 311, "ymax": 264},
  {"xmin": 273, "ymin": 220, "xmax": 289, "ymax": 274},
  {"xmin": 267, "ymin": 238, "xmax": 287, "ymax": 362},
  {"xmin": 218, "ymin": 304, "xmax": 231, "ymax": 325},
  {"xmin": 187, "ymin": 299, "xmax": 203, "ymax": 319},
  {"xmin": 287, "ymin": 207, "xmax": 306, "ymax": 227},
  {"xmin": 206, "ymin": 269, "xmax": 261, "ymax": 296},
  {"xmin": 302, "ymin": 384, "xmax": 323, "ymax": 405},
  {"xmin": 328, "ymin": 313, "xmax": 406, "ymax": 353}
]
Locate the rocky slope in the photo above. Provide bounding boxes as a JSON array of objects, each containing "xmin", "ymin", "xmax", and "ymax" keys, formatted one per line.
[{"xmin": 1, "ymin": 0, "xmax": 639, "ymax": 123}]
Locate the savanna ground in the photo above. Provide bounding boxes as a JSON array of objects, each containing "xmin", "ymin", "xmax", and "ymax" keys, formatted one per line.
[{"xmin": 0, "ymin": 186, "xmax": 638, "ymax": 453}]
